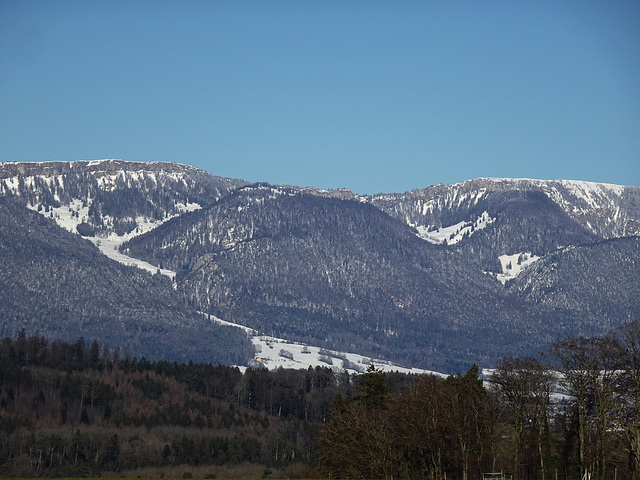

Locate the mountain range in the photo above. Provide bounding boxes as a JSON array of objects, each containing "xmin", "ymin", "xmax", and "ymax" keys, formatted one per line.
[{"xmin": 1, "ymin": 160, "xmax": 638, "ymax": 372}]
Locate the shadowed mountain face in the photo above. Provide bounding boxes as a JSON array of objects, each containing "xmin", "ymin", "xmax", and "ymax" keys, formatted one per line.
[{"xmin": 1, "ymin": 161, "xmax": 639, "ymax": 372}]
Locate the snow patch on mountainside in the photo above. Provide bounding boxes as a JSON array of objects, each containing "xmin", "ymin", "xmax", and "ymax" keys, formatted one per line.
[
  {"xmin": 555, "ymin": 179, "xmax": 625, "ymax": 206},
  {"xmin": 411, "ymin": 187, "xmax": 489, "ymax": 217},
  {"xmin": 1, "ymin": 174, "xmax": 67, "ymax": 201},
  {"xmin": 414, "ymin": 211, "xmax": 494, "ymax": 245},
  {"xmin": 496, "ymin": 252, "xmax": 540, "ymax": 284},
  {"xmin": 540, "ymin": 180, "xmax": 626, "ymax": 219},
  {"xmin": 175, "ymin": 202, "xmax": 202, "ymax": 213},
  {"xmin": 94, "ymin": 170, "xmax": 195, "ymax": 191},
  {"xmin": 0, "ymin": 176, "xmax": 20, "ymax": 193},
  {"xmin": 27, "ymin": 199, "xmax": 88, "ymax": 233}
]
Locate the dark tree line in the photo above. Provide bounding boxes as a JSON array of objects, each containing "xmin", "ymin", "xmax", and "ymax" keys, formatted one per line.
[
  {"xmin": 4, "ymin": 322, "xmax": 640, "ymax": 479},
  {"xmin": 0, "ymin": 331, "xmax": 355, "ymax": 477},
  {"xmin": 317, "ymin": 321, "xmax": 640, "ymax": 480},
  {"xmin": 317, "ymin": 364, "xmax": 491, "ymax": 480}
]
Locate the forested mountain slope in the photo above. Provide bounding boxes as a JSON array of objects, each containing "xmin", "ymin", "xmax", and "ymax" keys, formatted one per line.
[
  {"xmin": 1, "ymin": 160, "xmax": 638, "ymax": 372},
  {"xmin": 122, "ymin": 182, "xmax": 640, "ymax": 371},
  {"xmin": 123, "ymin": 184, "xmax": 531, "ymax": 371},
  {"xmin": 0, "ymin": 197, "xmax": 252, "ymax": 365}
]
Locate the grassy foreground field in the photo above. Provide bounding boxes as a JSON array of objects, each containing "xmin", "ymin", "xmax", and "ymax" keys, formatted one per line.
[{"xmin": 22, "ymin": 461, "xmax": 318, "ymax": 479}]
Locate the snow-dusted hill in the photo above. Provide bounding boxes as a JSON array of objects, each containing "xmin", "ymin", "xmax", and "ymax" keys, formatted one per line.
[{"xmin": 1, "ymin": 160, "xmax": 638, "ymax": 373}]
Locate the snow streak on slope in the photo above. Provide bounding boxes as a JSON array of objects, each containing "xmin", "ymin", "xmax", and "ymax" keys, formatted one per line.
[
  {"xmin": 25, "ymin": 198, "xmax": 201, "ymax": 278},
  {"xmin": 27, "ymin": 195, "xmax": 201, "ymax": 279},
  {"xmin": 414, "ymin": 211, "xmax": 494, "ymax": 245},
  {"xmin": 90, "ymin": 235, "xmax": 178, "ymax": 278}
]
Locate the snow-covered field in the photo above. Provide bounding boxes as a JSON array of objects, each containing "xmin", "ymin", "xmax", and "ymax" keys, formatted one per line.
[
  {"xmin": 250, "ymin": 335, "xmax": 443, "ymax": 376},
  {"xmin": 496, "ymin": 252, "xmax": 540, "ymax": 284},
  {"xmin": 208, "ymin": 314, "xmax": 444, "ymax": 376}
]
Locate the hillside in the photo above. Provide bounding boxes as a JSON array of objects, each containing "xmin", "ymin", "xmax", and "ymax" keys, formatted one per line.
[
  {"xmin": 0, "ymin": 196, "xmax": 253, "ymax": 365},
  {"xmin": 122, "ymin": 185, "xmax": 526, "ymax": 371}
]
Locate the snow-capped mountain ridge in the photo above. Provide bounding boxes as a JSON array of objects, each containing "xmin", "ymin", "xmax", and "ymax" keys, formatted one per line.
[
  {"xmin": 370, "ymin": 177, "xmax": 638, "ymax": 240},
  {"xmin": 1, "ymin": 160, "xmax": 638, "ymax": 373},
  {"xmin": 3, "ymin": 160, "xmax": 635, "ymax": 241},
  {"xmin": 0, "ymin": 159, "xmax": 247, "ymax": 237}
]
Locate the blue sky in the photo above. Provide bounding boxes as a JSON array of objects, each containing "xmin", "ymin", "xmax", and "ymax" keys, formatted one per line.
[{"xmin": 1, "ymin": 1, "xmax": 639, "ymax": 194}]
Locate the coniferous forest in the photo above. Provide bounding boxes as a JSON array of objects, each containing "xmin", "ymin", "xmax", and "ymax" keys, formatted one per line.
[{"xmin": 2, "ymin": 322, "xmax": 640, "ymax": 479}]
